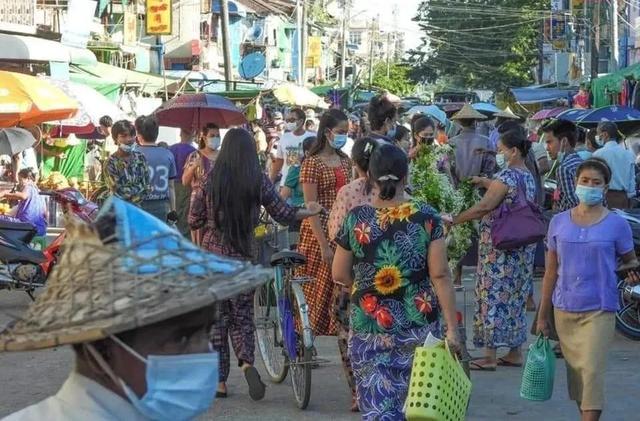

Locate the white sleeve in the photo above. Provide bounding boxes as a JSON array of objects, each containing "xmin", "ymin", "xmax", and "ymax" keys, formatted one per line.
[{"xmin": 275, "ymin": 137, "xmax": 286, "ymax": 160}]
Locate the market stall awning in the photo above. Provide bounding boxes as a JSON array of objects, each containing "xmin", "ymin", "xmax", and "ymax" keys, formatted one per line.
[
  {"xmin": 74, "ymin": 62, "xmax": 178, "ymax": 96},
  {"xmin": 591, "ymin": 62, "xmax": 640, "ymax": 108},
  {"xmin": 0, "ymin": 33, "xmax": 69, "ymax": 62},
  {"xmin": 510, "ymin": 87, "xmax": 577, "ymax": 105},
  {"xmin": 0, "ymin": 34, "xmax": 97, "ymax": 66}
]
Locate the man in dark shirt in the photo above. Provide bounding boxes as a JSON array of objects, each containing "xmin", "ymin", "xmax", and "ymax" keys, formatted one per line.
[{"xmin": 542, "ymin": 119, "xmax": 583, "ymax": 212}]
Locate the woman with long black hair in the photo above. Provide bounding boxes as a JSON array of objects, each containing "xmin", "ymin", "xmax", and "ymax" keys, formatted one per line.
[
  {"xmin": 298, "ymin": 109, "xmax": 352, "ymax": 336},
  {"xmin": 189, "ymin": 128, "xmax": 321, "ymax": 400}
]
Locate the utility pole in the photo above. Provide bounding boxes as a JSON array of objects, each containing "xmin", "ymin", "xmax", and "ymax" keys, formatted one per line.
[
  {"xmin": 220, "ymin": 0, "xmax": 233, "ymax": 91},
  {"xmin": 591, "ymin": 0, "xmax": 600, "ymax": 79},
  {"xmin": 301, "ymin": 0, "xmax": 308, "ymax": 84},
  {"xmin": 368, "ymin": 16, "xmax": 377, "ymax": 88},
  {"xmin": 537, "ymin": 21, "xmax": 543, "ymax": 84},
  {"xmin": 340, "ymin": 0, "xmax": 350, "ymax": 87},
  {"xmin": 296, "ymin": 0, "xmax": 304, "ymax": 85},
  {"xmin": 386, "ymin": 32, "xmax": 392, "ymax": 77},
  {"xmin": 611, "ymin": 0, "xmax": 619, "ymax": 71}
]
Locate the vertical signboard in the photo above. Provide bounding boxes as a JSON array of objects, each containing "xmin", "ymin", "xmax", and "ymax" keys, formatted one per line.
[
  {"xmin": 146, "ymin": 0, "xmax": 172, "ymax": 35},
  {"xmin": 124, "ymin": 11, "xmax": 137, "ymax": 46}
]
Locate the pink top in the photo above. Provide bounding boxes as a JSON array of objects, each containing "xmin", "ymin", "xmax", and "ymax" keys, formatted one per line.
[{"xmin": 328, "ymin": 177, "xmax": 376, "ymax": 240}]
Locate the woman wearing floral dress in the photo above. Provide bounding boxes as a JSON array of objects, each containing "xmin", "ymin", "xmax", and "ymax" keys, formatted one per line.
[
  {"xmin": 299, "ymin": 109, "xmax": 352, "ymax": 336},
  {"xmin": 333, "ymin": 144, "xmax": 459, "ymax": 419},
  {"xmin": 448, "ymin": 129, "xmax": 536, "ymax": 370}
]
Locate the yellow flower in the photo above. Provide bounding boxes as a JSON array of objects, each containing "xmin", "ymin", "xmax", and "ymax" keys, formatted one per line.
[
  {"xmin": 374, "ymin": 265, "xmax": 403, "ymax": 295},
  {"xmin": 389, "ymin": 203, "xmax": 415, "ymax": 222}
]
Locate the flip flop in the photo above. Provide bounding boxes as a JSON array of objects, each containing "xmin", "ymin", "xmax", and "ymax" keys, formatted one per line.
[
  {"xmin": 497, "ymin": 357, "xmax": 522, "ymax": 367},
  {"xmin": 244, "ymin": 366, "xmax": 266, "ymax": 401},
  {"xmin": 215, "ymin": 390, "xmax": 228, "ymax": 398},
  {"xmin": 469, "ymin": 360, "xmax": 496, "ymax": 371}
]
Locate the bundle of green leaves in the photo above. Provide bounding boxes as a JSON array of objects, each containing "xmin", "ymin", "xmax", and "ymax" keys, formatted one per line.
[{"xmin": 410, "ymin": 144, "xmax": 480, "ymax": 268}]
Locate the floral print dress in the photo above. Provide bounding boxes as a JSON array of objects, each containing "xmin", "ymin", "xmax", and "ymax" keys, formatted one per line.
[
  {"xmin": 335, "ymin": 199, "xmax": 444, "ymax": 419},
  {"xmin": 474, "ymin": 167, "xmax": 536, "ymax": 349}
]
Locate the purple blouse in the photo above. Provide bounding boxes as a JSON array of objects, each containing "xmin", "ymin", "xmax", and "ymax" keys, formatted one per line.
[{"xmin": 547, "ymin": 211, "xmax": 634, "ymax": 312}]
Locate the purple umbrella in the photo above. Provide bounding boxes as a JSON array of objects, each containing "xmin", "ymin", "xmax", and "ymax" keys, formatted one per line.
[
  {"xmin": 530, "ymin": 107, "xmax": 567, "ymax": 121},
  {"xmin": 154, "ymin": 93, "xmax": 246, "ymax": 129}
]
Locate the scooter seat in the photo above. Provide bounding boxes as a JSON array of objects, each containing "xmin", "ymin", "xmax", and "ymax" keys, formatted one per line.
[{"xmin": 0, "ymin": 220, "xmax": 36, "ymax": 232}]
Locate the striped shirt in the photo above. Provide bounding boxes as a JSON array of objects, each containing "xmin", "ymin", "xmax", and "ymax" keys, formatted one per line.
[{"xmin": 556, "ymin": 152, "xmax": 583, "ymax": 211}]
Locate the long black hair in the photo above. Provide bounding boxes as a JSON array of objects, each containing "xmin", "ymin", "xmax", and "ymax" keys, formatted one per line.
[
  {"xmin": 411, "ymin": 116, "xmax": 436, "ymax": 147},
  {"xmin": 308, "ymin": 108, "xmax": 348, "ymax": 158},
  {"xmin": 207, "ymin": 128, "xmax": 262, "ymax": 258},
  {"xmin": 369, "ymin": 143, "xmax": 408, "ymax": 200}
]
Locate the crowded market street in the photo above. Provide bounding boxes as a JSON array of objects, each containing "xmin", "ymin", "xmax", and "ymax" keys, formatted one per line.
[{"xmin": 1, "ymin": 277, "xmax": 639, "ymax": 421}]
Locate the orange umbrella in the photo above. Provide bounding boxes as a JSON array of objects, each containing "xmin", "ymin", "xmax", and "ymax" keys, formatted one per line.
[{"xmin": 0, "ymin": 71, "xmax": 78, "ymax": 128}]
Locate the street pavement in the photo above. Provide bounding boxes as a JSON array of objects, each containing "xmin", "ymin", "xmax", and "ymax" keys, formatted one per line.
[{"xmin": 0, "ymin": 276, "xmax": 638, "ymax": 420}]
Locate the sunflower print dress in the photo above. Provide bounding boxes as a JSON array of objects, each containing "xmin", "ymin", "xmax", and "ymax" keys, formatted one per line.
[{"xmin": 335, "ymin": 199, "xmax": 444, "ymax": 420}]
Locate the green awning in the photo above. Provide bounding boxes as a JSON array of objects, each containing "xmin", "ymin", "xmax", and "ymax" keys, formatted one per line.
[
  {"xmin": 214, "ymin": 89, "xmax": 262, "ymax": 100},
  {"xmin": 69, "ymin": 71, "xmax": 121, "ymax": 102},
  {"xmin": 591, "ymin": 62, "xmax": 640, "ymax": 107},
  {"xmin": 74, "ymin": 62, "xmax": 178, "ymax": 95},
  {"xmin": 311, "ymin": 84, "xmax": 341, "ymax": 95}
]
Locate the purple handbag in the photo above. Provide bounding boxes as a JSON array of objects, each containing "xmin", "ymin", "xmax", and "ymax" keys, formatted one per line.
[{"xmin": 491, "ymin": 172, "xmax": 545, "ymax": 250}]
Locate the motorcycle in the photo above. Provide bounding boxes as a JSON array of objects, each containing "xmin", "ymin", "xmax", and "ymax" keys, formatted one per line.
[{"xmin": 0, "ymin": 188, "xmax": 98, "ymax": 299}]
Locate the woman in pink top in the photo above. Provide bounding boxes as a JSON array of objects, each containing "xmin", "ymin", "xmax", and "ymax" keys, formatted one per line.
[{"xmin": 328, "ymin": 136, "xmax": 379, "ymax": 411}]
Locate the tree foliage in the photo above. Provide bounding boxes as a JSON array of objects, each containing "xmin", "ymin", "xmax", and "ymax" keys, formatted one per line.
[
  {"xmin": 409, "ymin": 0, "xmax": 548, "ymax": 91},
  {"xmin": 371, "ymin": 62, "xmax": 417, "ymax": 96}
]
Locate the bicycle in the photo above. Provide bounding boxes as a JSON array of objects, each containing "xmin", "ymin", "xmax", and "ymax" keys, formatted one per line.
[{"xmin": 254, "ymin": 216, "xmax": 314, "ymax": 409}]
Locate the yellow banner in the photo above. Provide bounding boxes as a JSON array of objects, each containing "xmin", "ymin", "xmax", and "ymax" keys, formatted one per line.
[
  {"xmin": 146, "ymin": 0, "xmax": 172, "ymax": 35},
  {"xmin": 308, "ymin": 36, "xmax": 322, "ymax": 64}
]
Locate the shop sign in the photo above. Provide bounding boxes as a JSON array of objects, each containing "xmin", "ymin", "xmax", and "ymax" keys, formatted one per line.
[
  {"xmin": 146, "ymin": 0, "xmax": 172, "ymax": 35},
  {"xmin": 124, "ymin": 11, "xmax": 137, "ymax": 46}
]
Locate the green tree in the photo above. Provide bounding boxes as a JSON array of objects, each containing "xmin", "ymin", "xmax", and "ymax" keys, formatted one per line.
[
  {"xmin": 409, "ymin": 0, "xmax": 549, "ymax": 91},
  {"xmin": 371, "ymin": 62, "xmax": 417, "ymax": 96}
]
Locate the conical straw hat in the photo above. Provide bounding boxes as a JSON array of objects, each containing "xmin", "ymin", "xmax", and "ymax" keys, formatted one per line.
[
  {"xmin": 0, "ymin": 198, "xmax": 271, "ymax": 352},
  {"xmin": 495, "ymin": 106, "xmax": 519, "ymax": 119},
  {"xmin": 451, "ymin": 104, "xmax": 487, "ymax": 121}
]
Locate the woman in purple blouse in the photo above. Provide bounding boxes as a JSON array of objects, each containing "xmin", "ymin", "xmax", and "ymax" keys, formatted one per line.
[{"xmin": 538, "ymin": 158, "xmax": 639, "ymax": 421}]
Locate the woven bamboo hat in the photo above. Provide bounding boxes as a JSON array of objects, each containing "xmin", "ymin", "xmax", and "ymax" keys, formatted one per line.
[
  {"xmin": 451, "ymin": 104, "xmax": 487, "ymax": 121},
  {"xmin": 495, "ymin": 106, "xmax": 519, "ymax": 119},
  {"xmin": 0, "ymin": 198, "xmax": 271, "ymax": 352}
]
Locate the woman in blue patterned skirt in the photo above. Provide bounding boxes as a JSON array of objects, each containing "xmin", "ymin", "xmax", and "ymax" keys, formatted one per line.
[
  {"xmin": 449, "ymin": 129, "xmax": 536, "ymax": 371},
  {"xmin": 333, "ymin": 144, "xmax": 460, "ymax": 419}
]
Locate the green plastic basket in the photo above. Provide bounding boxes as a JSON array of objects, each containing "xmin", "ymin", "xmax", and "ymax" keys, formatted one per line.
[
  {"xmin": 405, "ymin": 341, "xmax": 471, "ymax": 421},
  {"xmin": 520, "ymin": 335, "xmax": 556, "ymax": 401}
]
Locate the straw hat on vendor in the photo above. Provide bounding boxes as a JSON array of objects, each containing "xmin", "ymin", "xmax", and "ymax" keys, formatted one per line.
[
  {"xmin": 0, "ymin": 197, "xmax": 270, "ymax": 421},
  {"xmin": 489, "ymin": 107, "xmax": 522, "ymax": 150}
]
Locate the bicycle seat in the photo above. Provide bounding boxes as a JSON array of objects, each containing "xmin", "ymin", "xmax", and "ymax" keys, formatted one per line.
[{"xmin": 270, "ymin": 250, "xmax": 307, "ymax": 267}]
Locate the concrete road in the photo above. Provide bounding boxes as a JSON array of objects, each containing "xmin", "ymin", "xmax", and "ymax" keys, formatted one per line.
[{"xmin": 0, "ymin": 277, "xmax": 639, "ymax": 420}]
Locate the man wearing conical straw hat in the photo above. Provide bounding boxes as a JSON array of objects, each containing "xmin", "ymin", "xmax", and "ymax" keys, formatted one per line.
[
  {"xmin": 449, "ymin": 104, "xmax": 496, "ymax": 185},
  {"xmin": 1, "ymin": 198, "xmax": 272, "ymax": 421},
  {"xmin": 489, "ymin": 107, "xmax": 520, "ymax": 151}
]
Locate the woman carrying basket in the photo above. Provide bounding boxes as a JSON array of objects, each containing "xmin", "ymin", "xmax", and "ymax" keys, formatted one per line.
[{"xmin": 332, "ymin": 143, "xmax": 459, "ymax": 418}]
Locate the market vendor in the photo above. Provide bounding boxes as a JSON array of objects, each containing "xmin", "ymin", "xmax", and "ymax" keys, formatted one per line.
[
  {"xmin": 0, "ymin": 199, "xmax": 270, "ymax": 420},
  {"xmin": 40, "ymin": 133, "xmax": 87, "ymax": 182},
  {"xmin": 0, "ymin": 168, "xmax": 47, "ymax": 236}
]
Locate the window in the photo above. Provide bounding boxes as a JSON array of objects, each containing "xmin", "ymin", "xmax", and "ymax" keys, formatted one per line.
[{"xmin": 349, "ymin": 31, "xmax": 362, "ymax": 46}]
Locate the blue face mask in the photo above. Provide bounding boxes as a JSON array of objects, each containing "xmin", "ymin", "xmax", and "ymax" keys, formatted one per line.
[
  {"xmin": 119, "ymin": 143, "xmax": 136, "ymax": 153},
  {"xmin": 387, "ymin": 125, "xmax": 397, "ymax": 139},
  {"xmin": 575, "ymin": 185, "xmax": 604, "ymax": 206},
  {"xmin": 110, "ymin": 335, "xmax": 219, "ymax": 421},
  {"xmin": 330, "ymin": 134, "xmax": 348, "ymax": 150}
]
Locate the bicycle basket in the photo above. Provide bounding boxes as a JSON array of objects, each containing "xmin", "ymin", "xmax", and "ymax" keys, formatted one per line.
[
  {"xmin": 520, "ymin": 335, "xmax": 555, "ymax": 401},
  {"xmin": 405, "ymin": 341, "xmax": 471, "ymax": 421}
]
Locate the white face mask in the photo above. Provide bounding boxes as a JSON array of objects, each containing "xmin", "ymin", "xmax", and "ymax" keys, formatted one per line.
[
  {"xmin": 496, "ymin": 153, "xmax": 506, "ymax": 169},
  {"xmin": 285, "ymin": 121, "xmax": 299, "ymax": 132},
  {"xmin": 208, "ymin": 136, "xmax": 221, "ymax": 150}
]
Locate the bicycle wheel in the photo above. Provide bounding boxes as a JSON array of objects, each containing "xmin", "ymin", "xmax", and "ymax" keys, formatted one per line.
[
  {"xmin": 289, "ymin": 285, "xmax": 312, "ymax": 409},
  {"xmin": 254, "ymin": 281, "xmax": 289, "ymax": 383}
]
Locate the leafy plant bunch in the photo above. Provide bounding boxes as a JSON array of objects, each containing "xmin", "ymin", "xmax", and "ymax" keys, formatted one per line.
[{"xmin": 410, "ymin": 144, "xmax": 480, "ymax": 268}]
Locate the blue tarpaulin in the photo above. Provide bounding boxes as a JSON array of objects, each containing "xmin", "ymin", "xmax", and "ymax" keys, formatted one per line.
[{"xmin": 510, "ymin": 88, "xmax": 577, "ymax": 105}]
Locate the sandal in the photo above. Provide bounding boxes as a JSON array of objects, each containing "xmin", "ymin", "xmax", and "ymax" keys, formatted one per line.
[
  {"xmin": 469, "ymin": 360, "xmax": 496, "ymax": 371},
  {"xmin": 497, "ymin": 357, "xmax": 522, "ymax": 367},
  {"xmin": 350, "ymin": 397, "xmax": 360, "ymax": 412},
  {"xmin": 216, "ymin": 390, "xmax": 228, "ymax": 398},
  {"xmin": 244, "ymin": 366, "xmax": 266, "ymax": 401}
]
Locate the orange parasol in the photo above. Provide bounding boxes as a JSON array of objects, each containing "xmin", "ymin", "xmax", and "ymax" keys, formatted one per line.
[{"xmin": 0, "ymin": 71, "xmax": 78, "ymax": 128}]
